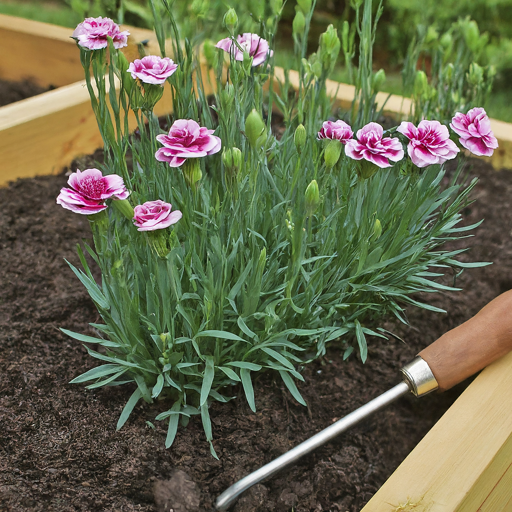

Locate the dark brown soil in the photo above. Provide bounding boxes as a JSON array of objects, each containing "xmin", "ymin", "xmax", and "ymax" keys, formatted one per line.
[
  {"xmin": 0, "ymin": 79, "xmax": 52, "ymax": 107},
  {"xmin": 1, "ymin": 155, "xmax": 511, "ymax": 512}
]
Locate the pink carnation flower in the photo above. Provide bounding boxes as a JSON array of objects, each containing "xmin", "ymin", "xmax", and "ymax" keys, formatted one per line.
[
  {"xmin": 450, "ymin": 107, "xmax": 498, "ymax": 157},
  {"xmin": 345, "ymin": 122, "xmax": 404, "ymax": 168},
  {"xmin": 72, "ymin": 17, "xmax": 129, "ymax": 50},
  {"xmin": 215, "ymin": 33, "xmax": 273, "ymax": 67},
  {"xmin": 397, "ymin": 120, "xmax": 459, "ymax": 168},
  {"xmin": 133, "ymin": 200, "xmax": 182, "ymax": 231},
  {"xmin": 56, "ymin": 168, "xmax": 129, "ymax": 215},
  {"xmin": 155, "ymin": 119, "xmax": 222, "ymax": 168},
  {"xmin": 127, "ymin": 56, "xmax": 178, "ymax": 85},
  {"xmin": 317, "ymin": 120, "xmax": 353, "ymax": 144}
]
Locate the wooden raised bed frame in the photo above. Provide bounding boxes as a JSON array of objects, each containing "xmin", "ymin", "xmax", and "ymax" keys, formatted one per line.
[{"xmin": 1, "ymin": 14, "xmax": 512, "ymax": 511}]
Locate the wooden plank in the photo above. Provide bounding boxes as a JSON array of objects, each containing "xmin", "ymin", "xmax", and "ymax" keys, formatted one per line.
[
  {"xmin": 0, "ymin": 15, "xmax": 159, "ymax": 88},
  {"xmin": 0, "ymin": 78, "xmax": 174, "ymax": 186},
  {"xmin": 360, "ymin": 351, "xmax": 512, "ymax": 512}
]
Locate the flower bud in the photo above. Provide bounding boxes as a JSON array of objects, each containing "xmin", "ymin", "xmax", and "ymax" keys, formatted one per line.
[
  {"xmin": 245, "ymin": 109, "xmax": 267, "ymax": 148},
  {"xmin": 372, "ymin": 69, "xmax": 386, "ymax": 93},
  {"xmin": 270, "ymin": 0, "xmax": 283, "ymax": 14},
  {"xmin": 293, "ymin": 10, "xmax": 306, "ymax": 37},
  {"xmin": 320, "ymin": 25, "xmax": 340, "ymax": 53},
  {"xmin": 305, "ymin": 179, "xmax": 320, "ymax": 214},
  {"xmin": 183, "ymin": 159, "xmax": 203, "ymax": 187},
  {"xmin": 444, "ymin": 62, "xmax": 454, "ymax": 81},
  {"xmin": 222, "ymin": 147, "xmax": 242, "ymax": 173},
  {"xmin": 112, "ymin": 198, "xmax": 135, "ymax": 220},
  {"xmin": 468, "ymin": 62, "xmax": 484, "ymax": 86},
  {"xmin": 440, "ymin": 32, "xmax": 453, "ymax": 50},
  {"xmin": 487, "ymin": 64, "xmax": 497, "ymax": 80},
  {"xmin": 294, "ymin": 124, "xmax": 307, "ymax": 153},
  {"xmin": 341, "ymin": 20, "xmax": 350, "ymax": 54},
  {"xmin": 203, "ymin": 39, "xmax": 217, "ymax": 67},
  {"xmin": 191, "ymin": 0, "xmax": 208, "ymax": 17},
  {"xmin": 462, "ymin": 19, "xmax": 480, "ymax": 53},
  {"xmin": 319, "ymin": 25, "xmax": 341, "ymax": 72},
  {"xmin": 297, "ymin": 0, "xmax": 312, "ymax": 14},
  {"xmin": 413, "ymin": 70, "xmax": 429, "ymax": 99},
  {"xmin": 372, "ymin": 218, "xmax": 382, "ymax": 240},
  {"xmin": 425, "ymin": 26, "xmax": 439, "ymax": 45},
  {"xmin": 223, "ymin": 8, "xmax": 238, "ymax": 33},
  {"xmin": 324, "ymin": 139, "xmax": 342, "ymax": 168}
]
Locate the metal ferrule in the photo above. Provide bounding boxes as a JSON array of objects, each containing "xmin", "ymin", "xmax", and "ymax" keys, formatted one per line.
[{"xmin": 401, "ymin": 356, "xmax": 439, "ymax": 397}]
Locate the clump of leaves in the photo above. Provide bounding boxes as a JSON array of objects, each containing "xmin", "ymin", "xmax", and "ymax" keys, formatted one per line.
[{"xmin": 63, "ymin": 0, "xmax": 490, "ymax": 454}]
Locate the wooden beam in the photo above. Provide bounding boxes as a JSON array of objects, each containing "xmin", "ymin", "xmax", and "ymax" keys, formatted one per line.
[
  {"xmin": 0, "ymin": 78, "xmax": 174, "ymax": 186},
  {"xmin": 360, "ymin": 351, "xmax": 512, "ymax": 512},
  {"xmin": 0, "ymin": 15, "xmax": 160, "ymax": 88}
]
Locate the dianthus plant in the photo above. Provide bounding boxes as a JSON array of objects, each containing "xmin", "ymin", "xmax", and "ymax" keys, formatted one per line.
[{"xmin": 59, "ymin": 0, "xmax": 497, "ymax": 454}]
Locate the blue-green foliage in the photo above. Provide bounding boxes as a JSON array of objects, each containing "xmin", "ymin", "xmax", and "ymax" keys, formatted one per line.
[{"xmin": 64, "ymin": 0, "xmax": 489, "ymax": 451}]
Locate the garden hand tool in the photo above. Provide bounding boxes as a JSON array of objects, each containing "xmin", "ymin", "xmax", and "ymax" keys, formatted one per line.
[{"xmin": 215, "ymin": 290, "xmax": 512, "ymax": 511}]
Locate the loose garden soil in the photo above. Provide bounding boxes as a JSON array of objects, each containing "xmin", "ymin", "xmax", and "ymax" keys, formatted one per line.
[
  {"xmin": 1, "ymin": 145, "xmax": 512, "ymax": 509},
  {"xmin": 0, "ymin": 79, "xmax": 52, "ymax": 107}
]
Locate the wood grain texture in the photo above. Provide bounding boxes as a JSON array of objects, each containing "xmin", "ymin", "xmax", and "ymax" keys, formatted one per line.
[
  {"xmin": 419, "ymin": 290, "xmax": 512, "ymax": 391},
  {"xmin": 361, "ymin": 350, "xmax": 512, "ymax": 512},
  {"xmin": 0, "ymin": 78, "xmax": 174, "ymax": 186}
]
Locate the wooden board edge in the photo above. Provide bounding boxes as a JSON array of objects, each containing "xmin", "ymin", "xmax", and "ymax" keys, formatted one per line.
[{"xmin": 360, "ymin": 351, "xmax": 512, "ymax": 512}]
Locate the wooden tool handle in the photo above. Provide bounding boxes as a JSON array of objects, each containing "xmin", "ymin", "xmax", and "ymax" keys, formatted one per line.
[{"xmin": 419, "ymin": 290, "xmax": 512, "ymax": 392}]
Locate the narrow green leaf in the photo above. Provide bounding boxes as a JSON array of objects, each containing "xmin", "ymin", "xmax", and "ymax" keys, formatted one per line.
[
  {"xmin": 85, "ymin": 369, "xmax": 128, "ymax": 389},
  {"xmin": 354, "ymin": 319, "xmax": 368, "ymax": 363},
  {"xmin": 195, "ymin": 330, "xmax": 247, "ymax": 342},
  {"xmin": 279, "ymin": 370, "xmax": 307, "ymax": 406},
  {"xmin": 200, "ymin": 356, "xmax": 215, "ymax": 406},
  {"xmin": 116, "ymin": 388, "xmax": 142, "ymax": 431},
  {"xmin": 61, "ymin": 328, "xmax": 119, "ymax": 348},
  {"xmin": 165, "ymin": 401, "xmax": 181, "ymax": 449},
  {"xmin": 152, "ymin": 374, "xmax": 165, "ymax": 399},
  {"xmin": 240, "ymin": 368, "xmax": 256, "ymax": 412},
  {"xmin": 261, "ymin": 347, "xmax": 295, "ymax": 371},
  {"xmin": 218, "ymin": 366, "xmax": 241, "ymax": 382},
  {"xmin": 226, "ymin": 361, "xmax": 262, "ymax": 371},
  {"xmin": 70, "ymin": 364, "xmax": 122, "ymax": 384}
]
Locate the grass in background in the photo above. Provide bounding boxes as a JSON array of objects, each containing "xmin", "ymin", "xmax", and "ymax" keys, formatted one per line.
[{"xmin": 0, "ymin": 0, "xmax": 78, "ymax": 27}]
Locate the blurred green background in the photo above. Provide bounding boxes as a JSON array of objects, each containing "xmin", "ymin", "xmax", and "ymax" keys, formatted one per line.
[{"xmin": 1, "ymin": 0, "xmax": 511, "ymax": 122}]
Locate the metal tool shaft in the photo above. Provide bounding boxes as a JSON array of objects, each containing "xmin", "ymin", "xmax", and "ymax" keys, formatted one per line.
[{"xmin": 215, "ymin": 381, "xmax": 410, "ymax": 510}]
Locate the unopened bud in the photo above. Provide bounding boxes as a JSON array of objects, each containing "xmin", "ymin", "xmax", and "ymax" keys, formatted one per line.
[
  {"xmin": 293, "ymin": 10, "xmax": 306, "ymax": 37},
  {"xmin": 270, "ymin": 0, "xmax": 283, "ymax": 14},
  {"xmin": 191, "ymin": 0, "xmax": 208, "ymax": 18},
  {"xmin": 203, "ymin": 39, "xmax": 217, "ymax": 67},
  {"xmin": 305, "ymin": 179, "xmax": 320, "ymax": 214},
  {"xmin": 112, "ymin": 198, "xmax": 134, "ymax": 220},
  {"xmin": 463, "ymin": 20, "xmax": 480, "ymax": 52},
  {"xmin": 294, "ymin": 124, "xmax": 307, "ymax": 153},
  {"xmin": 487, "ymin": 64, "xmax": 497, "ymax": 80},
  {"xmin": 425, "ymin": 26, "xmax": 439, "ymax": 45},
  {"xmin": 183, "ymin": 160, "xmax": 203, "ymax": 187},
  {"xmin": 320, "ymin": 25, "xmax": 340, "ymax": 53},
  {"xmin": 468, "ymin": 62, "xmax": 484, "ymax": 86},
  {"xmin": 245, "ymin": 109, "xmax": 267, "ymax": 148},
  {"xmin": 223, "ymin": 8, "xmax": 238, "ymax": 33},
  {"xmin": 444, "ymin": 63, "xmax": 454, "ymax": 81},
  {"xmin": 372, "ymin": 69, "xmax": 386, "ymax": 93},
  {"xmin": 372, "ymin": 219, "xmax": 382, "ymax": 240},
  {"xmin": 222, "ymin": 147, "xmax": 242, "ymax": 173},
  {"xmin": 297, "ymin": 0, "xmax": 312, "ymax": 14},
  {"xmin": 324, "ymin": 139, "xmax": 342, "ymax": 168},
  {"xmin": 341, "ymin": 21, "xmax": 351, "ymax": 54},
  {"xmin": 440, "ymin": 32, "xmax": 453, "ymax": 50},
  {"xmin": 414, "ymin": 70, "xmax": 429, "ymax": 99}
]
